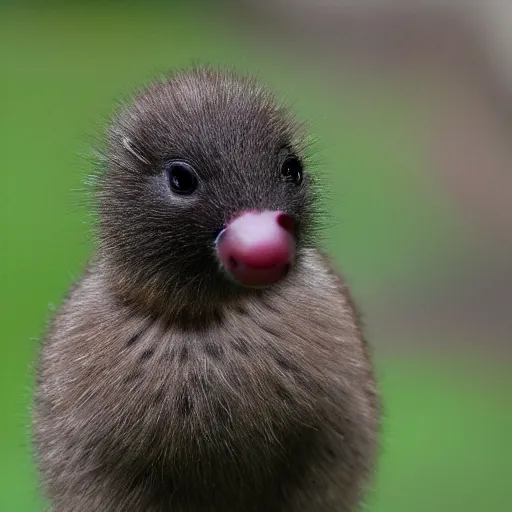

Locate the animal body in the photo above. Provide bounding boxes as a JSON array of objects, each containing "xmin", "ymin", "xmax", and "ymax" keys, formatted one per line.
[{"xmin": 33, "ymin": 67, "xmax": 380, "ymax": 512}]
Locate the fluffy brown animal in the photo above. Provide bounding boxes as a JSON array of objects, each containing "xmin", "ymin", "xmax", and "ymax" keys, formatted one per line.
[{"xmin": 33, "ymin": 67, "xmax": 380, "ymax": 512}]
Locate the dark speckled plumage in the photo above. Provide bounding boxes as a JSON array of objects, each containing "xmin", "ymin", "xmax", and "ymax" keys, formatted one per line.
[{"xmin": 33, "ymin": 67, "xmax": 380, "ymax": 512}]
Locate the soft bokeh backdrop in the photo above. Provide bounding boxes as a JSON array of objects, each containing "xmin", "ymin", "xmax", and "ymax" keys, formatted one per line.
[{"xmin": 2, "ymin": 1, "xmax": 511, "ymax": 510}]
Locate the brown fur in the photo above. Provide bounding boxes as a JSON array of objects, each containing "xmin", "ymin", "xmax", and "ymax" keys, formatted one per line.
[{"xmin": 33, "ymin": 67, "xmax": 380, "ymax": 511}]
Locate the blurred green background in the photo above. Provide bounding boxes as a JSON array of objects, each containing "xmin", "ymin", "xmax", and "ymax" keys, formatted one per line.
[{"xmin": 2, "ymin": 1, "xmax": 511, "ymax": 511}]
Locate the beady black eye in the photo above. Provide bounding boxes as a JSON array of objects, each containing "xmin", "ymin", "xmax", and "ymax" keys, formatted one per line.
[
  {"xmin": 166, "ymin": 162, "xmax": 198, "ymax": 195},
  {"xmin": 281, "ymin": 156, "xmax": 303, "ymax": 185}
]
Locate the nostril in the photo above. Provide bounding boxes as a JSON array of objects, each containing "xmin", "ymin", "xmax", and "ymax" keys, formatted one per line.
[
  {"xmin": 276, "ymin": 213, "xmax": 295, "ymax": 234},
  {"xmin": 229, "ymin": 256, "xmax": 238, "ymax": 269}
]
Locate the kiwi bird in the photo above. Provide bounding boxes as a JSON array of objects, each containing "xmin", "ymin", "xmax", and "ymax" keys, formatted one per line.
[{"xmin": 33, "ymin": 67, "xmax": 380, "ymax": 512}]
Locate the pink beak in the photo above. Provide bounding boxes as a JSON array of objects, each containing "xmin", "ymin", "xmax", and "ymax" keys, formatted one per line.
[{"xmin": 215, "ymin": 211, "xmax": 296, "ymax": 287}]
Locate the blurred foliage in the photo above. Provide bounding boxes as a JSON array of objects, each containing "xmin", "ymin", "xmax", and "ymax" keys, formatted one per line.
[{"xmin": 1, "ymin": 2, "xmax": 510, "ymax": 511}]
